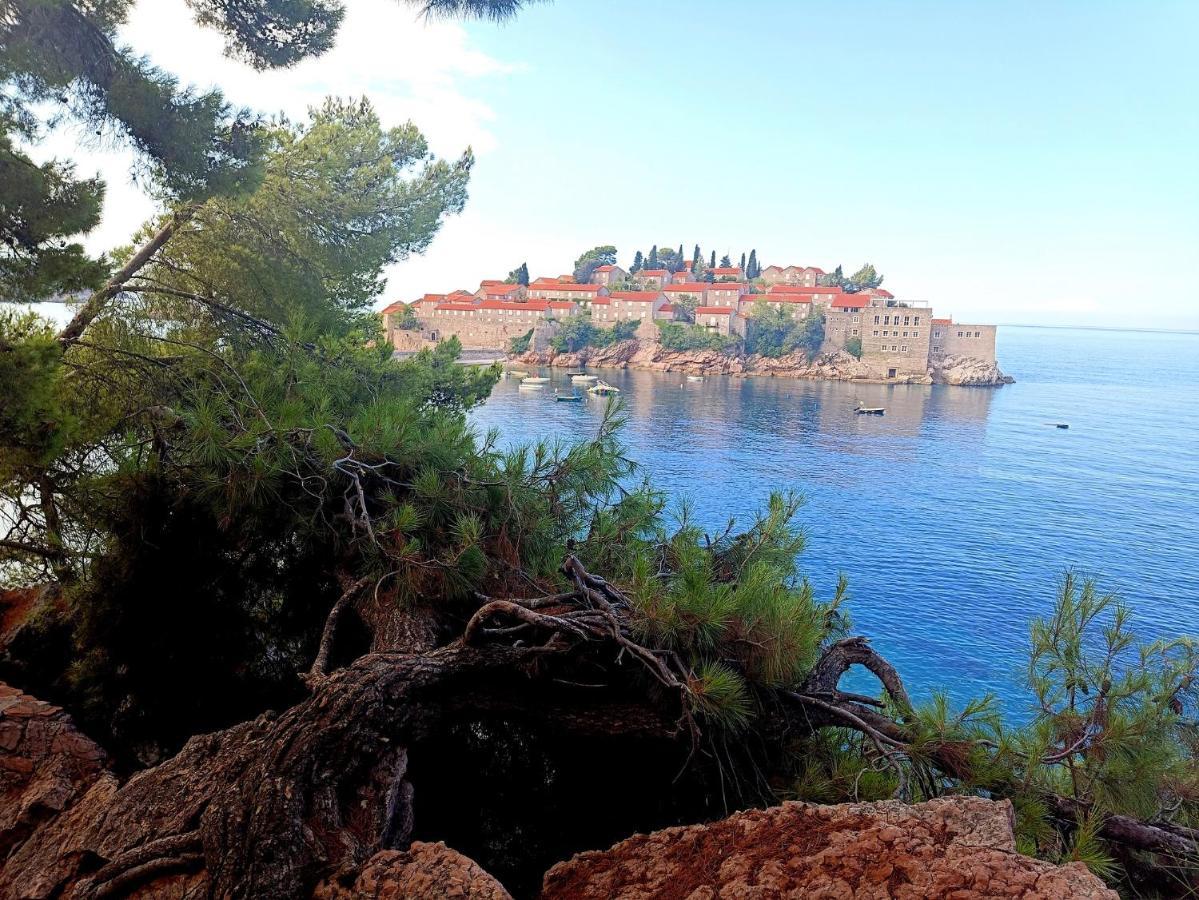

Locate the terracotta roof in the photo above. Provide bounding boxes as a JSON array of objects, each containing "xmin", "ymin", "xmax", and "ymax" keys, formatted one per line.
[
  {"xmin": 593, "ymin": 265, "xmax": 617, "ymax": 272},
  {"xmin": 416, "ymin": 293, "xmax": 446, "ymax": 304},
  {"xmin": 831, "ymin": 296, "xmax": 866, "ymax": 309},
  {"xmin": 637, "ymin": 269, "xmax": 668, "ymax": 277},
  {"xmin": 435, "ymin": 302, "xmax": 478, "ymax": 311},
  {"xmin": 609, "ymin": 291, "xmax": 662, "ymax": 302},
  {"xmin": 768, "ymin": 284, "xmax": 843, "ymax": 296},
  {"xmin": 932, "ymin": 318, "xmax": 952, "ymax": 325},
  {"xmin": 658, "ymin": 304, "xmax": 674, "ymax": 313},
  {"xmin": 711, "ymin": 267, "xmax": 743, "ymax": 276},
  {"xmin": 864, "ymin": 288, "xmax": 894, "ymax": 298},
  {"xmin": 663, "ymin": 283, "xmax": 709, "ymax": 293},
  {"xmin": 530, "ymin": 283, "xmax": 601, "ymax": 293},
  {"xmin": 380, "ymin": 301, "xmax": 407, "ymax": 314},
  {"xmin": 478, "ymin": 299, "xmax": 549, "ymax": 311},
  {"xmin": 706, "ymin": 284, "xmax": 744, "ymax": 292},
  {"xmin": 695, "ymin": 306, "xmax": 734, "ymax": 315},
  {"xmin": 483, "ymin": 283, "xmax": 523, "ymax": 295},
  {"xmin": 591, "ymin": 297, "xmax": 611, "ymax": 305},
  {"xmin": 754, "ymin": 294, "xmax": 812, "ymax": 304},
  {"xmin": 549, "ymin": 300, "xmax": 577, "ymax": 309}
]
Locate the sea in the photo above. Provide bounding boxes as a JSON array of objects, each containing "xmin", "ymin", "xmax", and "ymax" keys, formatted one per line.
[
  {"xmin": 11, "ymin": 300, "xmax": 1197, "ymax": 717},
  {"xmin": 471, "ymin": 326, "xmax": 1199, "ymax": 717}
]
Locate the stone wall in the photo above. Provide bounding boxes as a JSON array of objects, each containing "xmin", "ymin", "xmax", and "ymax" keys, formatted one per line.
[{"xmin": 933, "ymin": 322, "xmax": 997, "ymax": 364}]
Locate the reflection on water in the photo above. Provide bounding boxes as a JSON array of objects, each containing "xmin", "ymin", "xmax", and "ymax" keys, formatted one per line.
[{"xmin": 473, "ymin": 328, "xmax": 1199, "ymax": 715}]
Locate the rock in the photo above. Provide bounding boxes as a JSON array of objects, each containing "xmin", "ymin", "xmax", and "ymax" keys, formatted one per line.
[
  {"xmin": 512, "ymin": 341, "xmax": 1006, "ymax": 386},
  {"xmin": 314, "ymin": 843, "xmax": 512, "ymax": 900},
  {"xmin": 929, "ymin": 354, "xmax": 1013, "ymax": 386},
  {"xmin": 540, "ymin": 797, "xmax": 1116, "ymax": 899},
  {"xmin": 0, "ymin": 682, "xmax": 108, "ymax": 860}
]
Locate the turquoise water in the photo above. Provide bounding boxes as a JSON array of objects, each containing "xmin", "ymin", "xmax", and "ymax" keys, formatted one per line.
[{"xmin": 471, "ymin": 327, "xmax": 1199, "ymax": 716}]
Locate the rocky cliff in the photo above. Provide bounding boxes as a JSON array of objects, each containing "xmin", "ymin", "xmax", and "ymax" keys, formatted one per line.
[
  {"xmin": 540, "ymin": 797, "xmax": 1115, "ymax": 900},
  {"xmin": 514, "ymin": 340, "xmax": 1013, "ymax": 386}
]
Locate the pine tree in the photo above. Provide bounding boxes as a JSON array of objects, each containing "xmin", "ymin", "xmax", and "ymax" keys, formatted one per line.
[
  {"xmin": 648, "ymin": 245, "xmax": 659, "ymax": 269},
  {"xmin": 631, "ymin": 250, "xmax": 644, "ymax": 274},
  {"xmin": 506, "ymin": 262, "xmax": 529, "ymax": 285},
  {"xmin": 709, "ymin": 250, "xmax": 716, "ymax": 269},
  {"xmin": 720, "ymin": 254, "xmax": 731, "ymax": 268}
]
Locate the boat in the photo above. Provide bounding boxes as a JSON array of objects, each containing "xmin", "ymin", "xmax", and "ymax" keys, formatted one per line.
[
  {"xmin": 507, "ymin": 370, "xmax": 529, "ymax": 379},
  {"xmin": 555, "ymin": 392, "xmax": 584, "ymax": 402},
  {"xmin": 854, "ymin": 406, "xmax": 885, "ymax": 416},
  {"xmin": 565, "ymin": 370, "xmax": 587, "ymax": 377},
  {"xmin": 686, "ymin": 375, "xmax": 704, "ymax": 383},
  {"xmin": 588, "ymin": 380, "xmax": 621, "ymax": 395},
  {"xmin": 571, "ymin": 374, "xmax": 598, "ymax": 384},
  {"xmin": 521, "ymin": 376, "xmax": 550, "ymax": 385},
  {"xmin": 1047, "ymin": 422, "xmax": 1070, "ymax": 429},
  {"xmin": 518, "ymin": 382, "xmax": 545, "ymax": 390}
]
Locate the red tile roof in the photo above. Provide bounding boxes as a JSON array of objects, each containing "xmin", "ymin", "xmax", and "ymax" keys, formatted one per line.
[
  {"xmin": 932, "ymin": 318, "xmax": 952, "ymax": 325},
  {"xmin": 658, "ymin": 304, "xmax": 674, "ymax": 313},
  {"xmin": 695, "ymin": 306, "xmax": 734, "ymax": 315},
  {"xmin": 768, "ymin": 284, "xmax": 843, "ymax": 295},
  {"xmin": 591, "ymin": 297, "xmax": 611, "ymax": 305},
  {"xmin": 549, "ymin": 300, "xmax": 577, "ymax": 309},
  {"xmin": 436, "ymin": 302, "xmax": 478, "ymax": 311},
  {"xmin": 609, "ymin": 291, "xmax": 662, "ymax": 302},
  {"xmin": 637, "ymin": 269, "xmax": 668, "ymax": 277},
  {"xmin": 483, "ymin": 283, "xmax": 523, "ymax": 296},
  {"xmin": 593, "ymin": 265, "xmax": 617, "ymax": 272},
  {"xmin": 478, "ymin": 299, "xmax": 550, "ymax": 311},
  {"xmin": 706, "ymin": 284, "xmax": 745, "ymax": 292},
  {"xmin": 711, "ymin": 267, "xmax": 743, "ymax": 276},
  {"xmin": 663, "ymin": 283, "xmax": 709, "ymax": 293},
  {"xmin": 531, "ymin": 283, "xmax": 601, "ymax": 293},
  {"xmin": 381, "ymin": 301, "xmax": 407, "ymax": 314},
  {"xmin": 754, "ymin": 294, "xmax": 812, "ymax": 304},
  {"xmin": 831, "ymin": 296, "xmax": 866, "ymax": 309}
]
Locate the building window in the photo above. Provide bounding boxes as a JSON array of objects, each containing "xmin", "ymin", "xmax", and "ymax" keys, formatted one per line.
[
  {"xmin": 902, "ymin": 331, "xmax": 908, "ymax": 337},
  {"xmin": 975, "ymin": 331, "xmax": 981, "ymax": 338},
  {"xmin": 914, "ymin": 316, "xmax": 921, "ymax": 325},
  {"xmin": 891, "ymin": 345, "xmax": 898, "ymax": 352},
  {"xmin": 852, "ymin": 328, "xmax": 859, "ymax": 335},
  {"xmin": 913, "ymin": 330, "xmax": 919, "ymax": 337},
  {"xmin": 901, "ymin": 345, "xmax": 908, "ymax": 352},
  {"xmin": 852, "ymin": 316, "xmax": 859, "ymax": 324},
  {"xmin": 903, "ymin": 316, "xmax": 910, "ymax": 325},
  {"xmin": 873, "ymin": 330, "xmax": 879, "ymax": 336},
  {"xmin": 957, "ymin": 331, "xmax": 963, "ymax": 337},
  {"xmin": 874, "ymin": 315, "xmax": 880, "ymax": 324}
]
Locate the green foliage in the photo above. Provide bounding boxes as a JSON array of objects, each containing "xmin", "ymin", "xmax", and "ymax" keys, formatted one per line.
[
  {"xmin": 549, "ymin": 315, "xmax": 638, "ymax": 352},
  {"xmin": 845, "ymin": 336, "xmax": 863, "ymax": 359},
  {"xmin": 746, "ymin": 249, "xmax": 759, "ymax": 279},
  {"xmin": 656, "ymin": 245, "xmax": 684, "ymax": 273},
  {"xmin": 669, "ymin": 294, "xmax": 699, "ymax": 323},
  {"xmin": 845, "ymin": 263, "xmax": 883, "ymax": 293},
  {"xmin": 630, "ymin": 250, "xmax": 644, "ymax": 274},
  {"xmin": 656, "ymin": 321, "xmax": 737, "ymax": 353},
  {"xmin": 506, "ymin": 261, "xmax": 529, "ymax": 285},
  {"xmin": 395, "ymin": 305, "xmax": 420, "ymax": 330},
  {"xmin": 508, "ymin": 328, "xmax": 534, "ymax": 355},
  {"xmin": 572, "ymin": 245, "xmax": 617, "ymax": 284},
  {"xmin": 719, "ymin": 254, "xmax": 731, "ymax": 268},
  {"xmin": 745, "ymin": 303, "xmax": 825, "ymax": 360}
]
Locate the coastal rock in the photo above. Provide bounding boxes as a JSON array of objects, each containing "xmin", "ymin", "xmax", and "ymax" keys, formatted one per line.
[
  {"xmin": 930, "ymin": 354, "xmax": 1014, "ymax": 386},
  {"xmin": 314, "ymin": 843, "xmax": 513, "ymax": 900},
  {"xmin": 514, "ymin": 341, "xmax": 1008, "ymax": 385},
  {"xmin": 540, "ymin": 797, "xmax": 1116, "ymax": 899}
]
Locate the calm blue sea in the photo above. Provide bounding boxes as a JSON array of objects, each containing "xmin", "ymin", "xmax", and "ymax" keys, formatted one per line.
[{"xmin": 470, "ymin": 327, "xmax": 1199, "ymax": 716}]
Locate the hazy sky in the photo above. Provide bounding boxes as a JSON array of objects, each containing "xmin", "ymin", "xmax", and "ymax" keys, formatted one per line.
[{"xmin": 47, "ymin": 0, "xmax": 1199, "ymax": 329}]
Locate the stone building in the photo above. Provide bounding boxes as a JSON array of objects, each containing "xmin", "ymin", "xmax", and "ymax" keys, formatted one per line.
[
  {"xmin": 760, "ymin": 264, "xmax": 824, "ymax": 286},
  {"xmin": 693, "ymin": 305, "xmax": 745, "ymax": 338},
  {"xmin": 590, "ymin": 264, "xmax": 627, "ymax": 286},
  {"xmin": 591, "ymin": 291, "xmax": 668, "ymax": 333},
  {"xmin": 634, "ymin": 269, "xmax": 670, "ymax": 289}
]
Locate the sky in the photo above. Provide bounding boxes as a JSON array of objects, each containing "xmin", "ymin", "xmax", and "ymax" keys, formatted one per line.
[{"xmin": 42, "ymin": 0, "xmax": 1199, "ymax": 329}]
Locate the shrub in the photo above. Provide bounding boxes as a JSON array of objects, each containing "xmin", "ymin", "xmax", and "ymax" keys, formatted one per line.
[
  {"xmin": 508, "ymin": 329, "xmax": 534, "ymax": 355},
  {"xmin": 656, "ymin": 321, "xmax": 738, "ymax": 353},
  {"xmin": 845, "ymin": 336, "xmax": 863, "ymax": 359}
]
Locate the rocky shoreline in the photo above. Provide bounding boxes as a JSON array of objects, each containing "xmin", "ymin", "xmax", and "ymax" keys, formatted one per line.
[{"xmin": 514, "ymin": 339, "xmax": 1013, "ymax": 387}]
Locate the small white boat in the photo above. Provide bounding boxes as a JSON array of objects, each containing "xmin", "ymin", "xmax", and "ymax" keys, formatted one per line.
[
  {"xmin": 571, "ymin": 374, "xmax": 598, "ymax": 384},
  {"xmin": 507, "ymin": 369, "xmax": 529, "ymax": 379},
  {"xmin": 518, "ymin": 381, "xmax": 545, "ymax": 390},
  {"xmin": 521, "ymin": 376, "xmax": 550, "ymax": 385},
  {"xmin": 854, "ymin": 406, "xmax": 885, "ymax": 416},
  {"xmin": 686, "ymin": 375, "xmax": 703, "ymax": 383},
  {"xmin": 588, "ymin": 380, "xmax": 620, "ymax": 395}
]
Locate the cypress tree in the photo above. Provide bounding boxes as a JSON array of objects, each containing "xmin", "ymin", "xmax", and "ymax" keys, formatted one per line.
[
  {"xmin": 631, "ymin": 250, "xmax": 644, "ymax": 274},
  {"xmin": 648, "ymin": 245, "xmax": 659, "ymax": 269},
  {"xmin": 709, "ymin": 250, "xmax": 716, "ymax": 269},
  {"xmin": 747, "ymin": 249, "xmax": 758, "ymax": 278},
  {"xmin": 740, "ymin": 252, "xmax": 746, "ymax": 271},
  {"xmin": 692, "ymin": 244, "xmax": 702, "ymax": 269}
]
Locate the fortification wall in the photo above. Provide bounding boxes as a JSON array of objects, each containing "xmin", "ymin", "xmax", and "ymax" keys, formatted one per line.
[{"xmin": 933, "ymin": 324, "xmax": 996, "ymax": 363}]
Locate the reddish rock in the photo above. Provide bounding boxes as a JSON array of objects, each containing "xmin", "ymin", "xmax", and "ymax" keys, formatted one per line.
[
  {"xmin": 540, "ymin": 797, "xmax": 1116, "ymax": 899},
  {"xmin": 314, "ymin": 842, "xmax": 512, "ymax": 900},
  {"xmin": 0, "ymin": 682, "xmax": 108, "ymax": 860}
]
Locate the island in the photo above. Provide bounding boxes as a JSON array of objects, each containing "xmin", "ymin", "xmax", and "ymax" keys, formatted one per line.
[{"xmin": 380, "ymin": 249, "xmax": 1010, "ymax": 386}]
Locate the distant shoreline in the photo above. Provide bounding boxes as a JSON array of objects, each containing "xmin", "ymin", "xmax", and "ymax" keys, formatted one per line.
[{"xmin": 997, "ymin": 323, "xmax": 1199, "ymax": 336}]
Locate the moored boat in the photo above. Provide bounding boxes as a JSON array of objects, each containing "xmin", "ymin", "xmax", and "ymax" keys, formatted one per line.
[
  {"xmin": 522, "ymin": 376, "xmax": 550, "ymax": 385},
  {"xmin": 686, "ymin": 375, "xmax": 703, "ymax": 383},
  {"xmin": 588, "ymin": 380, "xmax": 620, "ymax": 395},
  {"xmin": 571, "ymin": 374, "xmax": 598, "ymax": 384},
  {"xmin": 555, "ymin": 392, "xmax": 584, "ymax": 402},
  {"xmin": 854, "ymin": 405, "xmax": 885, "ymax": 415},
  {"xmin": 507, "ymin": 370, "xmax": 529, "ymax": 379}
]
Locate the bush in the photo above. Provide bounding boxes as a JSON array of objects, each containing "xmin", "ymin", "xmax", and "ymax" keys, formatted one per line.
[
  {"xmin": 508, "ymin": 329, "xmax": 533, "ymax": 355},
  {"xmin": 550, "ymin": 316, "xmax": 639, "ymax": 353},
  {"xmin": 845, "ymin": 336, "xmax": 862, "ymax": 359},
  {"xmin": 744, "ymin": 303, "xmax": 825, "ymax": 360},
  {"xmin": 656, "ymin": 321, "xmax": 738, "ymax": 353}
]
